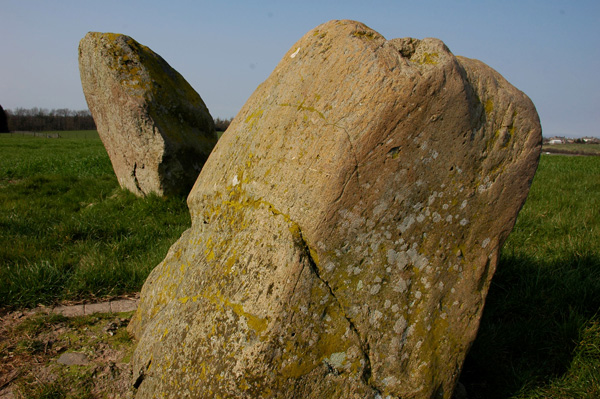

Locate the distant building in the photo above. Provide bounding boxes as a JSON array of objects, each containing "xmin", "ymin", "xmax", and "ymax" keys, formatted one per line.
[
  {"xmin": 582, "ymin": 136, "xmax": 600, "ymax": 144},
  {"xmin": 544, "ymin": 135, "xmax": 599, "ymax": 144},
  {"xmin": 548, "ymin": 137, "xmax": 565, "ymax": 145}
]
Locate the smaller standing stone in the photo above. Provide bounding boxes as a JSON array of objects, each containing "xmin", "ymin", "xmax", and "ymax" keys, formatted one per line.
[
  {"xmin": 0, "ymin": 105, "xmax": 9, "ymax": 133},
  {"xmin": 79, "ymin": 32, "xmax": 218, "ymax": 197}
]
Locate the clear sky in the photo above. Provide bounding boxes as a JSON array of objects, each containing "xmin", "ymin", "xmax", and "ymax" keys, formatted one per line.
[{"xmin": 1, "ymin": 0, "xmax": 598, "ymax": 138}]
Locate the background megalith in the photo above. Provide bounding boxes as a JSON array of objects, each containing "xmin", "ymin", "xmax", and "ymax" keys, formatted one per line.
[
  {"xmin": 129, "ymin": 20, "xmax": 541, "ymax": 398},
  {"xmin": 79, "ymin": 32, "xmax": 217, "ymax": 197}
]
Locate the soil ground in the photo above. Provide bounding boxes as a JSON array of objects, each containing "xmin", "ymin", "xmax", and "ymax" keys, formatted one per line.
[{"xmin": 0, "ymin": 301, "xmax": 138, "ymax": 399}]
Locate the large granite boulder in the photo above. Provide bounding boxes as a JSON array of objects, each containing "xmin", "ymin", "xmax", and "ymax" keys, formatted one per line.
[
  {"xmin": 79, "ymin": 32, "xmax": 217, "ymax": 197},
  {"xmin": 129, "ymin": 20, "xmax": 541, "ymax": 398}
]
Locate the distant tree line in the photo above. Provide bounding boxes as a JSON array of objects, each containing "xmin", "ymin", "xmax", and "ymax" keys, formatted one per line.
[
  {"xmin": 214, "ymin": 117, "xmax": 233, "ymax": 132},
  {"xmin": 4, "ymin": 107, "xmax": 96, "ymax": 132},
  {"xmin": 3, "ymin": 107, "xmax": 233, "ymax": 133},
  {"xmin": 0, "ymin": 105, "xmax": 8, "ymax": 133}
]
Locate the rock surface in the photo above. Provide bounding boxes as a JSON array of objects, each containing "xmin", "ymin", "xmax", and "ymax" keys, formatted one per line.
[
  {"xmin": 57, "ymin": 352, "xmax": 90, "ymax": 366},
  {"xmin": 79, "ymin": 32, "xmax": 217, "ymax": 197},
  {"xmin": 129, "ymin": 20, "xmax": 541, "ymax": 398}
]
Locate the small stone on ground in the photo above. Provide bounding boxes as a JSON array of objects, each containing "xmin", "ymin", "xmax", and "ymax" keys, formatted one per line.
[{"xmin": 57, "ymin": 352, "xmax": 90, "ymax": 366}]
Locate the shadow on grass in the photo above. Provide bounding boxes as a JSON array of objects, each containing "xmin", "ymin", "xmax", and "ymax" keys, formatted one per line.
[{"xmin": 460, "ymin": 251, "xmax": 600, "ymax": 398}]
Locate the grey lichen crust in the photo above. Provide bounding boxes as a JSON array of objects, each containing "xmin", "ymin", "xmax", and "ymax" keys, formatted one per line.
[{"xmin": 129, "ymin": 20, "xmax": 541, "ymax": 398}]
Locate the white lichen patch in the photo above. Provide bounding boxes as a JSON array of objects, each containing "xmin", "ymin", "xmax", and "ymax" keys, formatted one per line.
[
  {"xmin": 481, "ymin": 237, "xmax": 490, "ymax": 248},
  {"xmin": 382, "ymin": 376, "xmax": 398, "ymax": 387},
  {"xmin": 394, "ymin": 316, "xmax": 407, "ymax": 334},
  {"xmin": 324, "ymin": 351, "xmax": 347, "ymax": 369},
  {"xmin": 393, "ymin": 278, "xmax": 408, "ymax": 293},
  {"xmin": 370, "ymin": 310, "xmax": 383, "ymax": 326},
  {"xmin": 370, "ymin": 284, "xmax": 381, "ymax": 295},
  {"xmin": 373, "ymin": 201, "xmax": 388, "ymax": 217},
  {"xmin": 428, "ymin": 193, "xmax": 437, "ymax": 205},
  {"xmin": 398, "ymin": 215, "xmax": 415, "ymax": 233},
  {"xmin": 290, "ymin": 47, "xmax": 301, "ymax": 58}
]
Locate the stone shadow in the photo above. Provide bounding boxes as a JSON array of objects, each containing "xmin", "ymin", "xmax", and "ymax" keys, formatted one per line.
[{"xmin": 460, "ymin": 251, "xmax": 600, "ymax": 398}]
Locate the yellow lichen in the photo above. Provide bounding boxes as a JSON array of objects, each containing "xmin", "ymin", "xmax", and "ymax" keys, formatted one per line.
[
  {"xmin": 485, "ymin": 99, "xmax": 494, "ymax": 115},
  {"xmin": 415, "ymin": 52, "xmax": 439, "ymax": 65},
  {"xmin": 245, "ymin": 109, "xmax": 264, "ymax": 130},
  {"xmin": 352, "ymin": 30, "xmax": 379, "ymax": 40},
  {"xmin": 200, "ymin": 289, "xmax": 269, "ymax": 336},
  {"xmin": 280, "ymin": 101, "xmax": 326, "ymax": 120}
]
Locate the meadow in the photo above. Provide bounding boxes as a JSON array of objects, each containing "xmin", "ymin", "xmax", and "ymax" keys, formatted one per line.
[
  {"xmin": 0, "ymin": 131, "xmax": 598, "ymax": 398},
  {"xmin": 462, "ymin": 153, "xmax": 600, "ymax": 398},
  {"xmin": 0, "ymin": 131, "xmax": 191, "ymax": 308}
]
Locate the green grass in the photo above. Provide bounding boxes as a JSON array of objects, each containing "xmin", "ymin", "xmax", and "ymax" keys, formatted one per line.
[
  {"xmin": 4, "ymin": 130, "xmax": 100, "ymax": 140},
  {"xmin": 1, "ymin": 133, "xmax": 599, "ymax": 397},
  {"xmin": 461, "ymin": 154, "xmax": 600, "ymax": 398},
  {"xmin": 55, "ymin": 130, "xmax": 100, "ymax": 139},
  {"xmin": 0, "ymin": 132, "xmax": 191, "ymax": 308}
]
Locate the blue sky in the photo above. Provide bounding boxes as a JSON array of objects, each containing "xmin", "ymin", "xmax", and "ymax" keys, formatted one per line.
[{"xmin": 1, "ymin": 0, "xmax": 598, "ymax": 138}]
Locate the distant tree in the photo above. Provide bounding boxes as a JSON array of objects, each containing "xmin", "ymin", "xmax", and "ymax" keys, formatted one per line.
[
  {"xmin": 5, "ymin": 107, "xmax": 96, "ymax": 131},
  {"xmin": 0, "ymin": 105, "xmax": 9, "ymax": 133},
  {"xmin": 214, "ymin": 117, "xmax": 233, "ymax": 132}
]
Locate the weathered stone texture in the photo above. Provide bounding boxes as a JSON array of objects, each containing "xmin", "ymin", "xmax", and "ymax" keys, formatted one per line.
[
  {"xmin": 79, "ymin": 32, "xmax": 217, "ymax": 197},
  {"xmin": 129, "ymin": 20, "xmax": 541, "ymax": 398}
]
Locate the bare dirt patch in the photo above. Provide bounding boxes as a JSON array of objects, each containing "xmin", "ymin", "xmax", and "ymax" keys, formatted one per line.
[{"xmin": 0, "ymin": 308, "xmax": 136, "ymax": 398}]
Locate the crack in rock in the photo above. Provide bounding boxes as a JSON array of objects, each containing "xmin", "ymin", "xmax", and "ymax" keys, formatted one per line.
[
  {"xmin": 330, "ymin": 118, "xmax": 362, "ymax": 190},
  {"xmin": 291, "ymin": 223, "xmax": 381, "ymax": 395},
  {"xmin": 132, "ymin": 162, "xmax": 143, "ymax": 195}
]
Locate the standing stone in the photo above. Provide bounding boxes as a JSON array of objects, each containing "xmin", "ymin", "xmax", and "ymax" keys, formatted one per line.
[
  {"xmin": 0, "ymin": 105, "xmax": 9, "ymax": 133},
  {"xmin": 79, "ymin": 32, "xmax": 217, "ymax": 197},
  {"xmin": 129, "ymin": 20, "xmax": 541, "ymax": 398}
]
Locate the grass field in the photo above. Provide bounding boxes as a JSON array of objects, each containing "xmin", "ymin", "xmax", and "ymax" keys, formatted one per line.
[
  {"xmin": 0, "ymin": 131, "xmax": 191, "ymax": 308},
  {"xmin": 1, "ymin": 132, "xmax": 598, "ymax": 397},
  {"xmin": 462, "ymin": 154, "xmax": 600, "ymax": 398}
]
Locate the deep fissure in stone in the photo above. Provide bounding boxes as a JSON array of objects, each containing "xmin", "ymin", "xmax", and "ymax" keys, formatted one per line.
[{"xmin": 292, "ymin": 223, "xmax": 381, "ymax": 394}]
